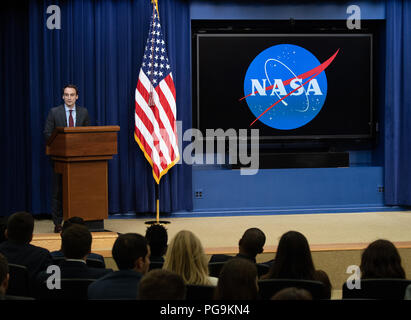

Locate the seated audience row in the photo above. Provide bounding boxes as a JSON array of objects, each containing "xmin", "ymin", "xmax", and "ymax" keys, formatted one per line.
[{"xmin": 1, "ymin": 210, "xmax": 411, "ymax": 300}]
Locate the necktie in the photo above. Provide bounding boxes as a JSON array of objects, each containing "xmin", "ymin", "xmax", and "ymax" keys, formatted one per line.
[{"xmin": 69, "ymin": 110, "xmax": 74, "ymax": 127}]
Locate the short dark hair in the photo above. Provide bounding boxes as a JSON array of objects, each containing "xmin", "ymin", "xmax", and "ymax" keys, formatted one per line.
[
  {"xmin": 239, "ymin": 228, "xmax": 266, "ymax": 257},
  {"xmin": 62, "ymin": 84, "xmax": 79, "ymax": 95},
  {"xmin": 145, "ymin": 224, "xmax": 168, "ymax": 257},
  {"xmin": 138, "ymin": 269, "xmax": 186, "ymax": 300},
  {"xmin": 112, "ymin": 233, "xmax": 148, "ymax": 270},
  {"xmin": 6, "ymin": 212, "xmax": 34, "ymax": 244},
  {"xmin": 214, "ymin": 258, "xmax": 258, "ymax": 300},
  {"xmin": 61, "ymin": 224, "xmax": 92, "ymax": 259},
  {"xmin": 62, "ymin": 216, "xmax": 85, "ymax": 232},
  {"xmin": 0, "ymin": 253, "xmax": 9, "ymax": 284}
]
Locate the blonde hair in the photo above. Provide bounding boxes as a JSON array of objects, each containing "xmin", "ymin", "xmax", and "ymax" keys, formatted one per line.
[{"xmin": 163, "ymin": 230, "xmax": 211, "ymax": 286}]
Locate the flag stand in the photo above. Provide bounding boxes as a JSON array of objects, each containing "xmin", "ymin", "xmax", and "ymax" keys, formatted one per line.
[{"xmin": 145, "ymin": 183, "xmax": 171, "ymax": 225}]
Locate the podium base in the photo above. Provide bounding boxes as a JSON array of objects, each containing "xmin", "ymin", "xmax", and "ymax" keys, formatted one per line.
[{"xmin": 144, "ymin": 220, "xmax": 171, "ymax": 225}]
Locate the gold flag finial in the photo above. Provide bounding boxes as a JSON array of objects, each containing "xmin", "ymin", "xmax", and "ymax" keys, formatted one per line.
[{"xmin": 151, "ymin": 0, "xmax": 159, "ymax": 16}]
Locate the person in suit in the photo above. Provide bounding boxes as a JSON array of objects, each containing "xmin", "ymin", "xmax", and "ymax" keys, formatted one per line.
[
  {"xmin": 0, "ymin": 212, "xmax": 52, "ymax": 296},
  {"xmin": 35, "ymin": 224, "xmax": 112, "ymax": 298},
  {"xmin": 50, "ymin": 217, "xmax": 106, "ymax": 267},
  {"xmin": 209, "ymin": 228, "xmax": 266, "ymax": 264},
  {"xmin": 88, "ymin": 233, "xmax": 150, "ymax": 300},
  {"xmin": 43, "ymin": 84, "xmax": 90, "ymax": 233}
]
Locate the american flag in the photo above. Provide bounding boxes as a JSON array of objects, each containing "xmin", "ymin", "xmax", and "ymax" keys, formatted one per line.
[{"xmin": 134, "ymin": 5, "xmax": 179, "ymax": 184}]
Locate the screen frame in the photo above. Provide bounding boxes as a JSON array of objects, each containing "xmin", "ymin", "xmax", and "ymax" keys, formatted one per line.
[{"xmin": 194, "ymin": 33, "xmax": 374, "ymax": 143}]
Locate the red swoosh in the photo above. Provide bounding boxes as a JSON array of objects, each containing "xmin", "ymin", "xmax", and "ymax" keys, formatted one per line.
[{"xmin": 240, "ymin": 49, "xmax": 339, "ymax": 102}]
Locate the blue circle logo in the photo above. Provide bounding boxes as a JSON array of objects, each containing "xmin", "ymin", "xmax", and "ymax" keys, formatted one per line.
[{"xmin": 244, "ymin": 44, "xmax": 328, "ymax": 130}]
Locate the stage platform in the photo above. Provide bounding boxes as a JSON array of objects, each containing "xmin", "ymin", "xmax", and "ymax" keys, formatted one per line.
[{"xmin": 32, "ymin": 211, "xmax": 411, "ymax": 299}]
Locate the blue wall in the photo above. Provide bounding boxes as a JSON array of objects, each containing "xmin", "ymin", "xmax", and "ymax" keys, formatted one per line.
[{"xmin": 187, "ymin": 0, "xmax": 390, "ymax": 216}]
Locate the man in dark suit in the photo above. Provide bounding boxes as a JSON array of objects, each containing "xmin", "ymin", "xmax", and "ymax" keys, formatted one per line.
[
  {"xmin": 88, "ymin": 233, "xmax": 150, "ymax": 300},
  {"xmin": 50, "ymin": 217, "xmax": 106, "ymax": 267},
  {"xmin": 43, "ymin": 84, "xmax": 90, "ymax": 233},
  {"xmin": 35, "ymin": 224, "xmax": 112, "ymax": 299},
  {"xmin": 0, "ymin": 212, "xmax": 53, "ymax": 296},
  {"xmin": 209, "ymin": 228, "xmax": 266, "ymax": 264}
]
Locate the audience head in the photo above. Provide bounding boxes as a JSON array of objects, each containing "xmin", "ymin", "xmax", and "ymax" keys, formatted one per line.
[
  {"xmin": 214, "ymin": 258, "xmax": 258, "ymax": 300},
  {"xmin": 163, "ymin": 230, "xmax": 210, "ymax": 286},
  {"xmin": 238, "ymin": 228, "xmax": 266, "ymax": 258},
  {"xmin": 360, "ymin": 239, "xmax": 406, "ymax": 279},
  {"xmin": 0, "ymin": 253, "xmax": 9, "ymax": 297},
  {"xmin": 61, "ymin": 224, "xmax": 92, "ymax": 260},
  {"xmin": 271, "ymin": 287, "xmax": 313, "ymax": 300},
  {"xmin": 0, "ymin": 216, "xmax": 8, "ymax": 244},
  {"xmin": 112, "ymin": 233, "xmax": 150, "ymax": 274},
  {"xmin": 5, "ymin": 211, "xmax": 34, "ymax": 244},
  {"xmin": 62, "ymin": 216, "xmax": 86, "ymax": 232},
  {"xmin": 145, "ymin": 224, "xmax": 168, "ymax": 257},
  {"xmin": 264, "ymin": 230, "xmax": 316, "ymax": 280},
  {"xmin": 138, "ymin": 269, "xmax": 186, "ymax": 300}
]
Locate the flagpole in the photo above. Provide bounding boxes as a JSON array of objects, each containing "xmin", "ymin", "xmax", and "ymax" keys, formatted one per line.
[
  {"xmin": 145, "ymin": 181, "xmax": 170, "ymax": 225},
  {"xmin": 139, "ymin": 0, "xmax": 174, "ymax": 226}
]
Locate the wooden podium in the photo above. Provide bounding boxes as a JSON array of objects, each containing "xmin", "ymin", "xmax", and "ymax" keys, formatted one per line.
[{"xmin": 46, "ymin": 126, "xmax": 120, "ymax": 231}]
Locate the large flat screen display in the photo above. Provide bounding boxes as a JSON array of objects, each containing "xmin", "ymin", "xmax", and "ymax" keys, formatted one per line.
[{"xmin": 193, "ymin": 33, "xmax": 374, "ymax": 144}]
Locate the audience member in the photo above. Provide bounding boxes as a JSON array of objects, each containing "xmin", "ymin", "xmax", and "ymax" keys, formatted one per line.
[
  {"xmin": 261, "ymin": 230, "xmax": 332, "ymax": 299},
  {"xmin": 88, "ymin": 233, "xmax": 150, "ymax": 299},
  {"xmin": 0, "ymin": 253, "xmax": 9, "ymax": 299},
  {"xmin": 35, "ymin": 224, "xmax": 112, "ymax": 296},
  {"xmin": 138, "ymin": 269, "xmax": 186, "ymax": 300},
  {"xmin": 271, "ymin": 287, "xmax": 313, "ymax": 300},
  {"xmin": 145, "ymin": 223, "xmax": 168, "ymax": 263},
  {"xmin": 50, "ymin": 217, "xmax": 105, "ymax": 267},
  {"xmin": 0, "ymin": 216, "xmax": 8, "ymax": 244},
  {"xmin": 209, "ymin": 228, "xmax": 266, "ymax": 264},
  {"xmin": 214, "ymin": 258, "xmax": 259, "ymax": 300},
  {"xmin": 0, "ymin": 212, "xmax": 52, "ymax": 295},
  {"xmin": 360, "ymin": 239, "xmax": 406, "ymax": 279},
  {"xmin": 163, "ymin": 230, "xmax": 218, "ymax": 286}
]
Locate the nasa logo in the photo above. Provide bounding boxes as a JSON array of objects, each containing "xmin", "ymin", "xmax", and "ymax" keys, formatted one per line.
[{"xmin": 242, "ymin": 44, "xmax": 338, "ymax": 130}]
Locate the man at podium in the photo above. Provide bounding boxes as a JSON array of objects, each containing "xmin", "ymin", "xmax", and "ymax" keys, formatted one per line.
[{"xmin": 44, "ymin": 84, "xmax": 90, "ymax": 233}]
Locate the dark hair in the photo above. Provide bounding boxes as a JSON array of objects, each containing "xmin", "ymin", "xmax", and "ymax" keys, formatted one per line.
[
  {"xmin": 0, "ymin": 216, "xmax": 8, "ymax": 244},
  {"xmin": 0, "ymin": 253, "xmax": 9, "ymax": 284},
  {"xmin": 138, "ymin": 269, "xmax": 186, "ymax": 300},
  {"xmin": 239, "ymin": 228, "xmax": 266, "ymax": 257},
  {"xmin": 214, "ymin": 258, "xmax": 258, "ymax": 300},
  {"xmin": 112, "ymin": 233, "xmax": 148, "ymax": 270},
  {"xmin": 62, "ymin": 84, "xmax": 79, "ymax": 95},
  {"xmin": 263, "ymin": 231, "xmax": 316, "ymax": 280},
  {"xmin": 145, "ymin": 224, "xmax": 168, "ymax": 257},
  {"xmin": 62, "ymin": 217, "xmax": 85, "ymax": 232},
  {"xmin": 271, "ymin": 287, "xmax": 313, "ymax": 300},
  {"xmin": 360, "ymin": 239, "xmax": 406, "ymax": 279},
  {"xmin": 6, "ymin": 212, "xmax": 34, "ymax": 244},
  {"xmin": 61, "ymin": 224, "xmax": 92, "ymax": 259}
]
